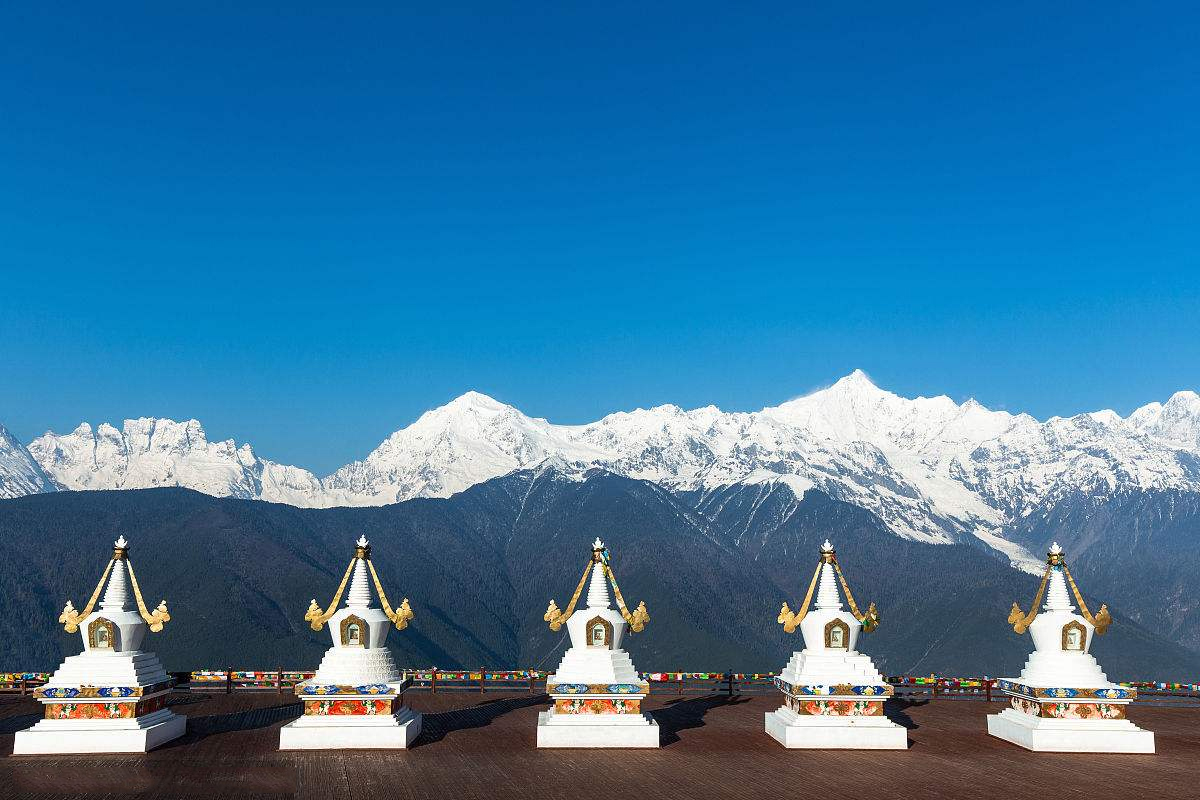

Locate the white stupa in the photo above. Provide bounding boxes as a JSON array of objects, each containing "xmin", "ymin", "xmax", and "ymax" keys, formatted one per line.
[
  {"xmin": 537, "ymin": 538, "xmax": 658, "ymax": 748},
  {"xmin": 987, "ymin": 542, "xmax": 1154, "ymax": 753},
  {"xmin": 14, "ymin": 536, "xmax": 185, "ymax": 754},
  {"xmin": 279, "ymin": 535, "xmax": 422, "ymax": 750},
  {"xmin": 765, "ymin": 539, "xmax": 905, "ymax": 749}
]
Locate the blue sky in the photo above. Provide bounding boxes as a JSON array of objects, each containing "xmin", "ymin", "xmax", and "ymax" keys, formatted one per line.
[{"xmin": 1, "ymin": 3, "xmax": 1197, "ymax": 473}]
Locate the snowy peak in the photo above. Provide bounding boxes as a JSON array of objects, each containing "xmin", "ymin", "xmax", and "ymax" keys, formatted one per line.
[
  {"xmin": 6, "ymin": 373, "xmax": 1200, "ymax": 564},
  {"xmin": 0, "ymin": 424, "xmax": 55, "ymax": 498},
  {"xmin": 26, "ymin": 417, "xmax": 325, "ymax": 505},
  {"xmin": 1127, "ymin": 391, "xmax": 1200, "ymax": 449},
  {"xmin": 322, "ymin": 391, "xmax": 608, "ymax": 504},
  {"xmin": 765, "ymin": 370, "xmax": 1012, "ymax": 455}
]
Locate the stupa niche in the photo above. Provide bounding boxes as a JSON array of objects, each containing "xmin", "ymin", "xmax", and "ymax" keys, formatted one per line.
[
  {"xmin": 537, "ymin": 538, "xmax": 658, "ymax": 748},
  {"xmin": 987, "ymin": 542, "xmax": 1154, "ymax": 753},
  {"xmin": 765, "ymin": 539, "xmax": 906, "ymax": 749},
  {"xmin": 279, "ymin": 535, "xmax": 422, "ymax": 750},
  {"xmin": 13, "ymin": 536, "xmax": 185, "ymax": 754}
]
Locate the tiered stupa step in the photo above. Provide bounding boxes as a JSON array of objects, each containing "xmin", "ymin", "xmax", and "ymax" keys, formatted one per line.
[
  {"xmin": 765, "ymin": 540, "xmax": 905, "ymax": 749},
  {"xmin": 537, "ymin": 538, "xmax": 658, "ymax": 748},
  {"xmin": 987, "ymin": 543, "xmax": 1154, "ymax": 753},
  {"xmin": 279, "ymin": 536, "xmax": 422, "ymax": 750},
  {"xmin": 14, "ymin": 536, "xmax": 185, "ymax": 754}
]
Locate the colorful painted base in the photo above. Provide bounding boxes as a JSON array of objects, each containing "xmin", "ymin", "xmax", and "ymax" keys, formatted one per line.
[
  {"xmin": 13, "ymin": 708, "xmax": 186, "ymax": 754},
  {"xmin": 279, "ymin": 705, "xmax": 421, "ymax": 750},
  {"xmin": 988, "ymin": 681, "xmax": 1154, "ymax": 753},
  {"xmin": 766, "ymin": 677, "xmax": 905, "ymax": 749},
  {"xmin": 279, "ymin": 678, "xmax": 420, "ymax": 750}
]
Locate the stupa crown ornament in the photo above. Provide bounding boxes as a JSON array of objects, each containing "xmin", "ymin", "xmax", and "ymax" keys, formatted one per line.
[
  {"xmin": 544, "ymin": 537, "xmax": 649, "ymax": 633},
  {"xmin": 304, "ymin": 535, "xmax": 413, "ymax": 631},
  {"xmin": 1007, "ymin": 542, "xmax": 1112, "ymax": 636},
  {"xmin": 58, "ymin": 535, "xmax": 171, "ymax": 634},
  {"xmin": 777, "ymin": 539, "xmax": 879, "ymax": 634}
]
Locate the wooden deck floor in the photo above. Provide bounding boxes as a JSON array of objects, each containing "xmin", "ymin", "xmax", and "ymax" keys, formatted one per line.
[{"xmin": 1, "ymin": 691, "xmax": 1197, "ymax": 799}]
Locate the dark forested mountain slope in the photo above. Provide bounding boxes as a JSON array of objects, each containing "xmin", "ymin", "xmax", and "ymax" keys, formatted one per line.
[{"xmin": 0, "ymin": 469, "xmax": 1196, "ymax": 680}]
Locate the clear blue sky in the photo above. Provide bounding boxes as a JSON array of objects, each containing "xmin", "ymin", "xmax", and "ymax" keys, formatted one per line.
[{"xmin": 1, "ymin": 3, "xmax": 1197, "ymax": 473}]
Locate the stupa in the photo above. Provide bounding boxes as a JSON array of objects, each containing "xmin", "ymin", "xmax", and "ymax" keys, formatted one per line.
[
  {"xmin": 987, "ymin": 542, "xmax": 1154, "ymax": 753},
  {"xmin": 765, "ymin": 539, "xmax": 905, "ymax": 749},
  {"xmin": 13, "ymin": 535, "xmax": 185, "ymax": 754},
  {"xmin": 279, "ymin": 535, "xmax": 422, "ymax": 750},
  {"xmin": 537, "ymin": 538, "xmax": 658, "ymax": 748}
]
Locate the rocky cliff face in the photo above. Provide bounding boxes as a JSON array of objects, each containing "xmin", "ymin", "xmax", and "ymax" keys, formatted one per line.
[{"xmin": 0, "ymin": 424, "xmax": 54, "ymax": 499}]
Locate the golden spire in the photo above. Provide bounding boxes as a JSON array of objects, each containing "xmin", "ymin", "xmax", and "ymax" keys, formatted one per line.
[
  {"xmin": 778, "ymin": 539, "xmax": 880, "ymax": 633},
  {"xmin": 304, "ymin": 536, "xmax": 414, "ymax": 631},
  {"xmin": 1007, "ymin": 542, "xmax": 1112, "ymax": 635},
  {"xmin": 544, "ymin": 538, "xmax": 649, "ymax": 633},
  {"xmin": 59, "ymin": 536, "xmax": 171, "ymax": 634}
]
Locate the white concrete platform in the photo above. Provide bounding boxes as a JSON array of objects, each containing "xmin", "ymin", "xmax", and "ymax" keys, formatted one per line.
[
  {"xmin": 765, "ymin": 707, "xmax": 907, "ymax": 749},
  {"xmin": 536, "ymin": 710, "xmax": 660, "ymax": 748},
  {"xmin": 987, "ymin": 708, "xmax": 1154, "ymax": 753},
  {"xmin": 12, "ymin": 708, "xmax": 186, "ymax": 754},
  {"xmin": 278, "ymin": 707, "xmax": 422, "ymax": 750}
]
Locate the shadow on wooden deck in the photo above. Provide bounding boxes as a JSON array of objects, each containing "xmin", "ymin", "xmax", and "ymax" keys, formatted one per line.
[
  {"xmin": 160, "ymin": 699, "xmax": 303, "ymax": 749},
  {"xmin": 652, "ymin": 694, "xmax": 753, "ymax": 745},
  {"xmin": 414, "ymin": 694, "xmax": 548, "ymax": 747},
  {"xmin": 884, "ymin": 697, "xmax": 923, "ymax": 730},
  {"xmin": 0, "ymin": 714, "xmax": 40, "ymax": 735}
]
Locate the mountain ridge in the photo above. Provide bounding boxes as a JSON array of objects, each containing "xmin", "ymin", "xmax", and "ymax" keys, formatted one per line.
[
  {"xmin": 7, "ymin": 372, "xmax": 1200, "ymax": 573},
  {"xmin": 2, "ymin": 475, "xmax": 1195, "ymax": 679}
]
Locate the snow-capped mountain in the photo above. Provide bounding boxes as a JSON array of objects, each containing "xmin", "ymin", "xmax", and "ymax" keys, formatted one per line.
[
  {"xmin": 25, "ymin": 418, "xmax": 328, "ymax": 506},
  {"xmin": 323, "ymin": 391, "xmax": 609, "ymax": 505},
  {"xmin": 0, "ymin": 424, "xmax": 55, "ymax": 499},
  {"xmin": 11, "ymin": 371, "xmax": 1200, "ymax": 569}
]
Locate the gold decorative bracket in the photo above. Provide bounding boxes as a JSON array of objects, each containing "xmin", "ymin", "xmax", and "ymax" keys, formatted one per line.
[
  {"xmin": 1007, "ymin": 564, "xmax": 1052, "ymax": 634},
  {"xmin": 59, "ymin": 552, "xmax": 169, "ymax": 634},
  {"xmin": 304, "ymin": 557, "xmax": 357, "ymax": 631},
  {"xmin": 1063, "ymin": 564, "xmax": 1112, "ymax": 635},
  {"xmin": 366, "ymin": 558, "xmax": 414, "ymax": 630},
  {"xmin": 125, "ymin": 559, "xmax": 170, "ymax": 632},
  {"xmin": 605, "ymin": 564, "xmax": 649, "ymax": 633},
  {"xmin": 544, "ymin": 562, "xmax": 592, "ymax": 631},
  {"xmin": 832, "ymin": 560, "xmax": 880, "ymax": 632},
  {"xmin": 60, "ymin": 558, "xmax": 116, "ymax": 634},
  {"xmin": 778, "ymin": 561, "xmax": 822, "ymax": 633}
]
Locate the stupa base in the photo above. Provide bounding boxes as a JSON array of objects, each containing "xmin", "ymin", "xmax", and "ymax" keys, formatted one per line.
[
  {"xmin": 13, "ymin": 708, "xmax": 185, "ymax": 754},
  {"xmin": 987, "ymin": 708, "xmax": 1154, "ymax": 753},
  {"xmin": 765, "ymin": 707, "xmax": 906, "ymax": 749},
  {"xmin": 279, "ymin": 706, "xmax": 422, "ymax": 750},
  {"xmin": 536, "ymin": 710, "xmax": 660, "ymax": 748}
]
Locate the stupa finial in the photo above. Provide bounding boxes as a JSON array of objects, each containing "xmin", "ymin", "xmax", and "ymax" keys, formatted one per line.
[
  {"xmin": 778, "ymin": 539, "xmax": 879, "ymax": 633},
  {"xmin": 354, "ymin": 535, "xmax": 371, "ymax": 559},
  {"xmin": 1008, "ymin": 542, "xmax": 1111, "ymax": 635},
  {"xmin": 545, "ymin": 538, "xmax": 648, "ymax": 633},
  {"xmin": 59, "ymin": 535, "xmax": 169, "ymax": 634},
  {"xmin": 305, "ymin": 537, "xmax": 412, "ymax": 632}
]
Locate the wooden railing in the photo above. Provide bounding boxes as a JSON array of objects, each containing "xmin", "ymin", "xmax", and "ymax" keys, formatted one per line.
[{"xmin": 0, "ymin": 673, "xmax": 49, "ymax": 696}]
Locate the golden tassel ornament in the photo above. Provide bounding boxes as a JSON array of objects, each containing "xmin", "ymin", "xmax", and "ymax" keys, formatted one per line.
[{"xmin": 305, "ymin": 557, "xmax": 357, "ymax": 631}]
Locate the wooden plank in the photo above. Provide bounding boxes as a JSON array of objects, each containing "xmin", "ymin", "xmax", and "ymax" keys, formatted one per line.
[{"xmin": 0, "ymin": 691, "xmax": 1196, "ymax": 800}]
